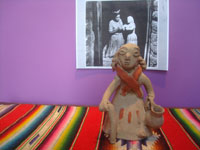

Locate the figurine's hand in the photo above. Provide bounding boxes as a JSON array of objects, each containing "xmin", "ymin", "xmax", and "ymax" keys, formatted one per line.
[
  {"xmin": 149, "ymin": 98, "xmax": 156, "ymax": 111},
  {"xmin": 99, "ymin": 100, "xmax": 113, "ymax": 112},
  {"xmin": 144, "ymin": 97, "xmax": 155, "ymax": 110},
  {"xmin": 144, "ymin": 98, "xmax": 151, "ymax": 110}
]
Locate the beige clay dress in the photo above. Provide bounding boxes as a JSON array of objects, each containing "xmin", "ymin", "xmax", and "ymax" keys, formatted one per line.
[{"xmin": 103, "ymin": 74, "xmax": 152, "ymax": 141}]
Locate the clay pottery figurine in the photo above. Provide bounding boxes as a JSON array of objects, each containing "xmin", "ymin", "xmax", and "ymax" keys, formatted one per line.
[{"xmin": 99, "ymin": 43, "xmax": 165, "ymax": 144}]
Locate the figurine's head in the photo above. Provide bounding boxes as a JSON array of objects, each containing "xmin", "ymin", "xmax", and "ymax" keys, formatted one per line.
[{"xmin": 111, "ymin": 43, "xmax": 146, "ymax": 71}]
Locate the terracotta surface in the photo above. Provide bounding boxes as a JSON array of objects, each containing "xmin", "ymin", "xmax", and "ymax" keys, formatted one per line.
[{"xmin": 99, "ymin": 43, "xmax": 164, "ymax": 144}]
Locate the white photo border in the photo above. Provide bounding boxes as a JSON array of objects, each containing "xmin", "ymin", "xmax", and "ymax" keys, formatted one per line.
[{"xmin": 76, "ymin": 0, "xmax": 169, "ymax": 71}]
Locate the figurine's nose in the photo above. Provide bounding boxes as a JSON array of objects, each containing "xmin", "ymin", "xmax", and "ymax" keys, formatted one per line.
[{"xmin": 125, "ymin": 53, "xmax": 131, "ymax": 59}]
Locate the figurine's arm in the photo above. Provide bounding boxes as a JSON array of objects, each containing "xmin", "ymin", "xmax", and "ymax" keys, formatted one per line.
[
  {"xmin": 139, "ymin": 73, "xmax": 155, "ymax": 104},
  {"xmin": 99, "ymin": 76, "xmax": 120, "ymax": 112}
]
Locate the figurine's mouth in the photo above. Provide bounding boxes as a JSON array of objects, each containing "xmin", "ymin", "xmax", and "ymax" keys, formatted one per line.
[{"xmin": 124, "ymin": 61, "xmax": 130, "ymax": 65}]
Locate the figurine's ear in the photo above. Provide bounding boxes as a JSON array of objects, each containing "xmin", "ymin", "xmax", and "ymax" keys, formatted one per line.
[
  {"xmin": 111, "ymin": 53, "xmax": 121, "ymax": 71},
  {"xmin": 111, "ymin": 58, "xmax": 118, "ymax": 71},
  {"xmin": 138, "ymin": 56, "xmax": 147, "ymax": 70},
  {"xmin": 133, "ymin": 50, "xmax": 140, "ymax": 57}
]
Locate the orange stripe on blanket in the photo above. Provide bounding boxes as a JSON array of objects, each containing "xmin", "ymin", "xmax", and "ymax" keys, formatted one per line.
[
  {"xmin": 161, "ymin": 108, "xmax": 197, "ymax": 150},
  {"xmin": 71, "ymin": 107, "xmax": 103, "ymax": 150},
  {"xmin": 0, "ymin": 104, "xmax": 35, "ymax": 134}
]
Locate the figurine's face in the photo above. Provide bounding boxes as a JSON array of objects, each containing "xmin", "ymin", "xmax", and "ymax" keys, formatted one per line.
[{"xmin": 118, "ymin": 46, "xmax": 140, "ymax": 71}]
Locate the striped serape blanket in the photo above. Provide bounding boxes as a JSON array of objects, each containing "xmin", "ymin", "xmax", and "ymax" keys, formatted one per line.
[{"xmin": 0, "ymin": 104, "xmax": 199, "ymax": 150}]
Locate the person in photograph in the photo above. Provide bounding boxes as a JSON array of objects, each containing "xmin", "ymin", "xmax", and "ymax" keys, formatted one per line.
[
  {"xmin": 86, "ymin": 11, "xmax": 95, "ymax": 66},
  {"xmin": 123, "ymin": 16, "xmax": 138, "ymax": 45},
  {"xmin": 105, "ymin": 9, "xmax": 124, "ymax": 58}
]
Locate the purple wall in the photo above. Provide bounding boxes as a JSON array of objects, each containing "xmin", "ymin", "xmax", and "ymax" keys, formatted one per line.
[{"xmin": 0, "ymin": 0, "xmax": 200, "ymax": 107}]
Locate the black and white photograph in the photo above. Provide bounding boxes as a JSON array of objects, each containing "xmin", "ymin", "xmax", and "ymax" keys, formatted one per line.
[{"xmin": 76, "ymin": 0, "xmax": 169, "ymax": 70}]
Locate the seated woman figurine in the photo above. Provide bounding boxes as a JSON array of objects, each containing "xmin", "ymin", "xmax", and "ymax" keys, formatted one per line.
[{"xmin": 99, "ymin": 43, "xmax": 164, "ymax": 144}]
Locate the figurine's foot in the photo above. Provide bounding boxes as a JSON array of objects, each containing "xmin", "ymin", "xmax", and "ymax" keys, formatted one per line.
[
  {"xmin": 109, "ymin": 137, "xmax": 116, "ymax": 144},
  {"xmin": 138, "ymin": 129, "xmax": 147, "ymax": 138},
  {"xmin": 104, "ymin": 133, "xmax": 109, "ymax": 138}
]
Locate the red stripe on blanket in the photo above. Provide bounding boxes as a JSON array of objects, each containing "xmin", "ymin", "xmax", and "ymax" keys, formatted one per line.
[
  {"xmin": 0, "ymin": 105, "xmax": 40, "ymax": 139},
  {"xmin": 0, "ymin": 104, "xmax": 35, "ymax": 133},
  {"xmin": 161, "ymin": 109, "xmax": 197, "ymax": 150},
  {"xmin": 71, "ymin": 107, "xmax": 103, "ymax": 150}
]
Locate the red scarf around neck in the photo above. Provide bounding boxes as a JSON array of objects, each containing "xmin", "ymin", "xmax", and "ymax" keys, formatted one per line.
[{"xmin": 116, "ymin": 65, "xmax": 143, "ymax": 98}]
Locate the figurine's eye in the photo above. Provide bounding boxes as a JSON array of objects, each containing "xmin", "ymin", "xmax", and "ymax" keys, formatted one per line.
[
  {"xmin": 133, "ymin": 51, "xmax": 140, "ymax": 57},
  {"xmin": 119, "ymin": 50, "xmax": 126, "ymax": 56}
]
